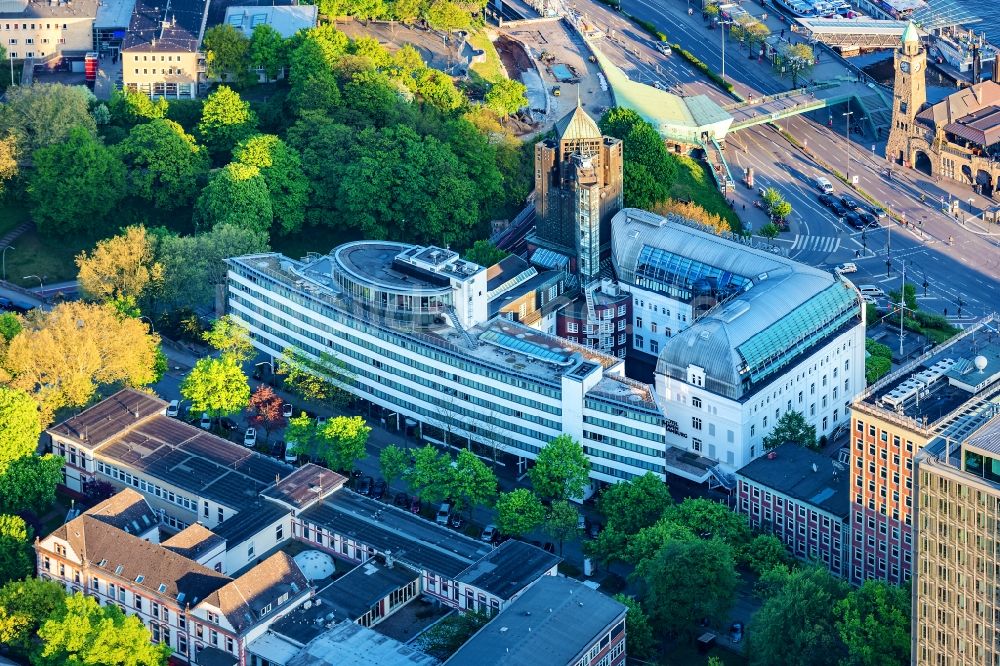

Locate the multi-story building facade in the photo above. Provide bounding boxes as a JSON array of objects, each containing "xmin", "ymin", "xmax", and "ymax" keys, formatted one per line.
[
  {"xmin": 913, "ymin": 410, "xmax": 1000, "ymax": 666},
  {"xmin": 121, "ymin": 0, "xmax": 207, "ymax": 98},
  {"xmin": 736, "ymin": 443, "xmax": 851, "ymax": 576},
  {"xmin": 612, "ymin": 208, "xmax": 866, "ymax": 477},
  {"xmin": 0, "ymin": 0, "xmax": 96, "ymax": 64},
  {"xmin": 849, "ymin": 317, "xmax": 1000, "ymax": 585},
  {"xmin": 556, "ymin": 279, "xmax": 632, "ymax": 358}
]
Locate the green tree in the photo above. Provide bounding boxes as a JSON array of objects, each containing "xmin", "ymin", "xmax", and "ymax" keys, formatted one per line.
[
  {"xmin": 451, "ymin": 449, "xmax": 497, "ymax": 514},
  {"xmin": 612, "ymin": 595, "xmax": 655, "ymax": 660},
  {"xmin": 0, "ymin": 515, "xmax": 33, "ymax": 585},
  {"xmin": 203, "ymin": 315, "xmax": 254, "ymax": 362},
  {"xmin": 249, "ymin": 24, "xmax": 288, "ymax": 81},
  {"xmin": 180, "ymin": 355, "xmax": 251, "ymax": 419},
  {"xmin": 622, "ymin": 518, "xmax": 695, "ymax": 566},
  {"xmin": 35, "ymin": 593, "xmax": 169, "ymax": 666},
  {"xmin": 108, "ymin": 88, "xmax": 168, "ymax": 127},
  {"xmin": 0, "ymin": 578, "xmax": 66, "ymax": 655},
  {"xmin": 0, "ymin": 387, "xmax": 42, "ymax": 474},
  {"xmin": 426, "ymin": 0, "xmax": 471, "ymax": 31},
  {"xmin": 0, "ymin": 83, "xmax": 97, "ymax": 154},
  {"xmin": 415, "ymin": 609, "xmax": 491, "ymax": 660},
  {"xmin": 771, "ymin": 199, "xmax": 792, "ymax": 221},
  {"xmin": 596, "ymin": 471, "xmax": 673, "ymax": 536},
  {"xmin": 763, "ymin": 410, "xmax": 818, "ymax": 451},
  {"xmin": 663, "ymin": 498, "xmax": 751, "ymax": 547},
  {"xmin": 779, "ymin": 43, "xmax": 815, "ymax": 88},
  {"xmin": 834, "ymin": 580, "xmax": 910, "ymax": 666},
  {"xmin": 379, "ymin": 444, "xmax": 409, "ymax": 488},
  {"xmin": 0, "ymin": 455, "xmax": 64, "ymax": 515},
  {"xmin": 0, "ymin": 133, "xmax": 17, "ymax": 195},
  {"xmin": 285, "ymin": 413, "xmax": 318, "ymax": 461},
  {"xmin": 748, "ymin": 565, "xmax": 849, "ymax": 666},
  {"xmin": 494, "ymin": 488, "xmax": 545, "ymax": 537},
  {"xmin": 463, "ymin": 240, "xmax": 508, "ymax": 267},
  {"xmin": 75, "ymin": 225, "xmax": 164, "ymax": 305},
  {"xmin": 203, "ymin": 24, "xmax": 252, "ymax": 85},
  {"xmin": 599, "ymin": 107, "xmax": 676, "ymax": 209},
  {"xmin": 275, "ymin": 346, "xmax": 353, "ymax": 406},
  {"xmin": 317, "ymin": 415, "xmax": 371, "ymax": 472},
  {"xmin": 742, "ymin": 534, "xmax": 791, "ymax": 575},
  {"xmin": 29, "ymin": 126, "xmax": 125, "ymax": 237},
  {"xmin": 197, "ymin": 86, "xmax": 258, "ymax": 159},
  {"xmin": 865, "ymin": 338, "xmax": 893, "ymax": 385},
  {"xmin": 234, "ymin": 134, "xmax": 308, "ymax": 235},
  {"xmin": 528, "ymin": 434, "xmax": 590, "ymax": 501},
  {"xmin": 544, "ymin": 500, "xmax": 579, "ymax": 555},
  {"xmin": 194, "ymin": 162, "xmax": 273, "ymax": 234},
  {"xmin": 404, "ymin": 444, "xmax": 453, "ymax": 505},
  {"xmin": 888, "ymin": 283, "xmax": 918, "ymax": 313},
  {"xmin": 0, "ymin": 312, "xmax": 22, "ymax": 342},
  {"xmin": 759, "ymin": 222, "xmax": 780, "ymax": 245},
  {"xmin": 637, "ymin": 538, "xmax": 737, "ymax": 636},
  {"xmin": 415, "ymin": 68, "xmax": 465, "ymax": 113},
  {"xmin": 118, "ymin": 119, "xmax": 209, "ymax": 210},
  {"xmin": 484, "ymin": 78, "xmax": 527, "ymax": 119},
  {"xmin": 287, "ymin": 40, "xmax": 342, "ymax": 117}
]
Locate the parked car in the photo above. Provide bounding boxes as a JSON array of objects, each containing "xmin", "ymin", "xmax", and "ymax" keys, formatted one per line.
[
  {"xmin": 270, "ymin": 440, "xmax": 286, "ymax": 459},
  {"xmin": 282, "ymin": 403, "xmax": 294, "ymax": 418},
  {"xmin": 449, "ymin": 514, "xmax": 464, "ymax": 529},
  {"xmin": 199, "ymin": 413, "xmax": 211, "ymax": 430},
  {"xmin": 814, "ymin": 175, "xmax": 834, "ymax": 194},
  {"xmin": 577, "ymin": 514, "xmax": 586, "ymax": 530},
  {"xmin": 858, "ymin": 284, "xmax": 886, "ymax": 298},
  {"xmin": 588, "ymin": 522, "xmax": 602, "ymax": 539},
  {"xmin": 835, "ymin": 262, "xmax": 858, "ymax": 274},
  {"xmin": 284, "ymin": 440, "xmax": 300, "ymax": 464},
  {"xmin": 165, "ymin": 400, "xmax": 180, "ymax": 417},
  {"xmin": 830, "ymin": 202, "xmax": 847, "ymax": 217},
  {"xmin": 243, "ymin": 427, "xmax": 257, "ymax": 447},
  {"xmin": 358, "ymin": 476, "xmax": 374, "ymax": 496},
  {"xmin": 221, "ymin": 417, "xmax": 239, "ymax": 432},
  {"xmin": 840, "ymin": 195, "xmax": 860, "ymax": 211},
  {"xmin": 818, "ymin": 193, "xmax": 836, "ymax": 208},
  {"xmin": 373, "ymin": 479, "xmax": 387, "ymax": 500},
  {"xmin": 393, "ymin": 492, "xmax": 409, "ymax": 507},
  {"xmin": 481, "ymin": 524, "xmax": 498, "ymax": 543},
  {"xmin": 844, "ymin": 211, "xmax": 864, "ymax": 229},
  {"xmin": 436, "ymin": 502, "xmax": 452, "ymax": 525},
  {"xmin": 409, "ymin": 497, "xmax": 422, "ymax": 515}
]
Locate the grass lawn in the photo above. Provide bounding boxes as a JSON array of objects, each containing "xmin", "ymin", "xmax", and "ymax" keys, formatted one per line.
[
  {"xmin": 468, "ymin": 31, "xmax": 507, "ymax": 84},
  {"xmin": 272, "ymin": 224, "xmax": 362, "ymax": 261},
  {"xmin": 38, "ymin": 491, "xmax": 78, "ymax": 537},
  {"xmin": 669, "ymin": 154, "xmax": 742, "ymax": 233},
  {"xmin": 4, "ymin": 223, "xmax": 94, "ymax": 287}
]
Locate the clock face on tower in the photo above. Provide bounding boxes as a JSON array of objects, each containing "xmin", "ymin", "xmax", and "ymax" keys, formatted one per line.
[
  {"xmin": 900, "ymin": 61, "xmax": 911, "ymax": 73},
  {"xmin": 913, "ymin": 61, "xmax": 921, "ymax": 72}
]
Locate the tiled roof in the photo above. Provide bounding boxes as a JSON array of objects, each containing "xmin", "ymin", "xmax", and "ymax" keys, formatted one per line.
[
  {"xmin": 203, "ymin": 552, "xmax": 307, "ymax": 633},
  {"xmin": 161, "ymin": 523, "xmax": 224, "ymax": 560},
  {"xmin": 82, "ymin": 488, "xmax": 158, "ymax": 535}
]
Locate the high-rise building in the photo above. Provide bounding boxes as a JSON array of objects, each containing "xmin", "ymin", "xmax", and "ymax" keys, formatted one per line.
[
  {"xmin": 849, "ymin": 317, "xmax": 1000, "ymax": 586},
  {"xmin": 532, "ymin": 103, "xmax": 623, "ymax": 281}
]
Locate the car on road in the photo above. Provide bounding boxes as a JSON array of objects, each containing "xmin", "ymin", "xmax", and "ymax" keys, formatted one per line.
[
  {"xmin": 862, "ymin": 294, "xmax": 879, "ymax": 305},
  {"xmin": 844, "ymin": 211, "xmax": 864, "ymax": 229},
  {"xmin": 165, "ymin": 400, "xmax": 180, "ymax": 417},
  {"xmin": 835, "ymin": 262, "xmax": 858, "ymax": 274},
  {"xmin": 282, "ymin": 403, "xmax": 294, "ymax": 418},
  {"xmin": 656, "ymin": 42, "xmax": 672, "ymax": 56},
  {"xmin": 858, "ymin": 285, "xmax": 886, "ymax": 298},
  {"xmin": 840, "ymin": 196, "xmax": 860, "ymax": 211},
  {"xmin": 868, "ymin": 205, "xmax": 887, "ymax": 218},
  {"xmin": 481, "ymin": 524, "xmax": 498, "ymax": 543},
  {"xmin": 818, "ymin": 193, "xmax": 836, "ymax": 208},
  {"xmin": 436, "ymin": 502, "xmax": 452, "ymax": 525},
  {"xmin": 372, "ymin": 479, "xmax": 387, "ymax": 500},
  {"xmin": 393, "ymin": 492, "xmax": 409, "ymax": 507},
  {"xmin": 814, "ymin": 176, "xmax": 834, "ymax": 194},
  {"xmin": 243, "ymin": 427, "xmax": 257, "ymax": 447},
  {"xmin": 859, "ymin": 211, "xmax": 878, "ymax": 227},
  {"xmin": 409, "ymin": 497, "xmax": 422, "ymax": 515},
  {"xmin": 830, "ymin": 202, "xmax": 847, "ymax": 217},
  {"xmin": 199, "ymin": 413, "xmax": 211, "ymax": 430},
  {"xmin": 358, "ymin": 476, "xmax": 374, "ymax": 496}
]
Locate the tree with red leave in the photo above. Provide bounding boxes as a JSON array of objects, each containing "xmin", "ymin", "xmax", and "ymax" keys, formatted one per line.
[{"xmin": 245, "ymin": 385, "xmax": 286, "ymax": 442}]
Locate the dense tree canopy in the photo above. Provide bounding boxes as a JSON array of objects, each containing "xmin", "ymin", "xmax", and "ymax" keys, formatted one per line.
[
  {"xmin": 379, "ymin": 444, "xmax": 409, "ymax": 487},
  {"xmin": 197, "ymin": 86, "xmax": 259, "ymax": 159},
  {"xmin": 75, "ymin": 225, "xmax": 164, "ymax": 304},
  {"xmin": 180, "ymin": 356, "xmax": 251, "ymax": 419},
  {"xmin": 194, "ymin": 162, "xmax": 273, "ymax": 233},
  {"xmin": 202, "ymin": 315, "xmax": 254, "ymax": 362},
  {"xmin": 0, "ymin": 454, "xmax": 64, "ymax": 516},
  {"xmin": 596, "ymin": 471, "xmax": 673, "ymax": 536},
  {"xmin": 118, "ymin": 119, "xmax": 209, "ymax": 209},
  {"xmin": 234, "ymin": 134, "xmax": 308, "ymax": 235},
  {"xmin": 203, "ymin": 24, "xmax": 252, "ymax": 85},
  {"xmin": 0, "ymin": 578, "xmax": 67, "ymax": 655},
  {"xmin": 0, "ymin": 83, "xmax": 97, "ymax": 154},
  {"xmin": 763, "ymin": 410, "xmax": 818, "ymax": 450},
  {"xmin": 599, "ymin": 107, "xmax": 677, "ymax": 209},
  {"xmin": 494, "ymin": 488, "xmax": 545, "ymax": 537},
  {"xmin": 527, "ymin": 434, "xmax": 590, "ymax": 501},
  {"xmin": 484, "ymin": 78, "xmax": 528, "ymax": 118},
  {"xmin": 835, "ymin": 580, "xmax": 911, "ymax": 666},
  {"xmin": 316, "ymin": 415, "xmax": 371, "ymax": 471},
  {"xmin": 0, "ymin": 387, "xmax": 42, "ymax": 474},
  {"xmin": 0, "ymin": 514, "xmax": 33, "ymax": 585},
  {"xmin": 249, "ymin": 24, "xmax": 289, "ymax": 80}
]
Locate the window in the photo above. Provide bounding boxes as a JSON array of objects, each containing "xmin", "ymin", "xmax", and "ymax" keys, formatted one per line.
[
  {"xmin": 650, "ymin": 322, "xmax": 658, "ymax": 334},
  {"xmin": 275, "ymin": 524, "xmax": 283, "ymax": 541},
  {"xmin": 692, "ymin": 417, "xmax": 702, "ymax": 430},
  {"xmin": 692, "ymin": 396, "xmax": 702, "ymax": 409},
  {"xmin": 635, "ymin": 335, "xmax": 644, "ymax": 349},
  {"xmin": 247, "ymin": 543, "xmax": 255, "ymax": 559},
  {"xmin": 567, "ymin": 321, "xmax": 578, "ymax": 333},
  {"xmin": 692, "ymin": 438, "xmax": 702, "ymax": 452},
  {"xmin": 649, "ymin": 340, "xmax": 659, "ymax": 354},
  {"xmin": 635, "ymin": 317, "xmax": 643, "ymax": 329}
]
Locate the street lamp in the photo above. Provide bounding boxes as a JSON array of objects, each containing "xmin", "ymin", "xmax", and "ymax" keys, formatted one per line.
[
  {"xmin": 720, "ymin": 19, "xmax": 732, "ymax": 81},
  {"xmin": 1, "ymin": 245, "xmax": 14, "ymax": 282},
  {"xmin": 139, "ymin": 315, "xmax": 155, "ymax": 332},
  {"xmin": 24, "ymin": 274, "xmax": 43, "ymax": 290},
  {"xmin": 842, "ymin": 109, "xmax": 854, "ymax": 183}
]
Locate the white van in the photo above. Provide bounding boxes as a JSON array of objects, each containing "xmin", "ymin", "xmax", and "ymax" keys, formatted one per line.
[
  {"xmin": 165, "ymin": 400, "xmax": 179, "ymax": 417},
  {"xmin": 814, "ymin": 176, "xmax": 834, "ymax": 194},
  {"xmin": 857, "ymin": 285, "xmax": 885, "ymax": 298},
  {"xmin": 436, "ymin": 502, "xmax": 452, "ymax": 525}
]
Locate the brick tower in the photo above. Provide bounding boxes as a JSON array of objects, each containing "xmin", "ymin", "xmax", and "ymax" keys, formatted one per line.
[{"xmin": 885, "ymin": 22, "xmax": 927, "ymax": 165}]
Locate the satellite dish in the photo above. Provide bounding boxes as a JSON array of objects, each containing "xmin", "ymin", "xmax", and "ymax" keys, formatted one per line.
[{"xmin": 975, "ymin": 355, "xmax": 988, "ymax": 372}]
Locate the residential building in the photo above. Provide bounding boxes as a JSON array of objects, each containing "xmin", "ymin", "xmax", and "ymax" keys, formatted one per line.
[
  {"xmin": 556, "ymin": 279, "xmax": 632, "ymax": 358},
  {"xmin": 849, "ymin": 316, "xmax": 1000, "ymax": 585},
  {"xmin": 736, "ymin": 443, "xmax": 851, "ymax": 576},
  {"xmin": 445, "ymin": 576, "xmax": 627, "ymax": 666},
  {"xmin": 613, "ymin": 208, "xmax": 866, "ymax": 477},
  {"xmin": 121, "ymin": 0, "xmax": 208, "ymax": 98},
  {"xmin": 226, "ymin": 245, "xmax": 671, "ymax": 486},
  {"xmin": 0, "ymin": 0, "xmax": 97, "ymax": 64},
  {"xmin": 487, "ymin": 254, "xmax": 568, "ymax": 336}
]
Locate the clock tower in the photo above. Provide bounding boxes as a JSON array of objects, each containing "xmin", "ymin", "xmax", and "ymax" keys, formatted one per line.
[{"xmin": 886, "ymin": 22, "xmax": 927, "ymax": 164}]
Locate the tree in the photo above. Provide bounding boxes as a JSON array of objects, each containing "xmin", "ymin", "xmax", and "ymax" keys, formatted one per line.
[
  {"xmin": 0, "ymin": 515, "xmax": 33, "ymax": 585},
  {"xmin": 528, "ymin": 434, "xmax": 590, "ymax": 501},
  {"xmin": 36, "ymin": 593, "xmax": 169, "ymax": 666},
  {"xmin": 622, "ymin": 518, "xmax": 695, "ymax": 566},
  {"xmin": 5, "ymin": 302, "xmax": 161, "ymax": 424},
  {"xmin": 404, "ymin": 444, "xmax": 453, "ymax": 504},
  {"xmin": 759, "ymin": 222, "xmax": 780, "ymax": 245},
  {"xmin": 414, "ymin": 68, "xmax": 465, "ymax": 113},
  {"xmin": 415, "ymin": 609, "xmax": 491, "ymax": 660},
  {"xmin": 742, "ymin": 534, "xmax": 791, "ymax": 575},
  {"xmin": 203, "ymin": 314, "xmax": 254, "ymax": 362},
  {"xmin": 180, "ymin": 355, "xmax": 251, "ymax": 419},
  {"xmin": 484, "ymin": 78, "xmax": 527, "ymax": 119},
  {"xmin": 426, "ymin": 0, "xmax": 471, "ymax": 31},
  {"xmin": 28, "ymin": 126, "xmax": 125, "ymax": 237},
  {"xmin": 494, "ymin": 489, "xmax": 545, "ymax": 537},
  {"xmin": 0, "ymin": 83, "xmax": 96, "ymax": 154},
  {"xmin": 197, "ymin": 86, "xmax": 258, "ymax": 159},
  {"xmin": 287, "ymin": 40, "xmax": 342, "ymax": 117},
  {"xmin": 108, "ymin": 88, "xmax": 168, "ymax": 127},
  {"xmin": 203, "ymin": 24, "xmax": 251, "ymax": 85},
  {"xmin": 0, "ymin": 455, "xmax": 64, "ymax": 516},
  {"xmin": 763, "ymin": 410, "xmax": 818, "ymax": 451},
  {"xmin": 234, "ymin": 134, "xmax": 308, "ymax": 235},
  {"xmin": 463, "ymin": 240, "xmax": 508, "ymax": 268},
  {"xmin": 599, "ymin": 107, "xmax": 676, "ymax": 209},
  {"xmin": 275, "ymin": 346, "xmax": 353, "ymax": 406},
  {"xmin": 451, "ymin": 449, "xmax": 497, "ymax": 514},
  {"xmin": 0, "ymin": 387, "xmax": 41, "ymax": 474},
  {"xmin": 544, "ymin": 500, "xmax": 579, "ymax": 555},
  {"xmin": 379, "ymin": 444, "xmax": 409, "ymax": 488},
  {"xmin": 118, "ymin": 119, "xmax": 209, "ymax": 210},
  {"xmin": 75, "ymin": 225, "xmax": 164, "ymax": 304},
  {"xmin": 888, "ymin": 283, "xmax": 918, "ymax": 313},
  {"xmin": 653, "ymin": 199, "xmax": 732, "ymax": 234},
  {"xmin": 612, "ymin": 595, "xmax": 655, "ymax": 660},
  {"xmin": 865, "ymin": 338, "xmax": 893, "ymax": 385},
  {"xmin": 194, "ymin": 162, "xmax": 273, "ymax": 234},
  {"xmin": 0, "ymin": 134, "xmax": 17, "ymax": 195},
  {"xmin": 662, "ymin": 498, "xmax": 751, "ymax": 547},
  {"xmin": 596, "ymin": 471, "xmax": 672, "ymax": 536},
  {"xmin": 0, "ymin": 578, "xmax": 66, "ymax": 655},
  {"xmin": 245, "ymin": 385, "xmax": 286, "ymax": 442},
  {"xmin": 637, "ymin": 538, "xmax": 737, "ymax": 636},
  {"xmin": 285, "ymin": 413, "xmax": 318, "ymax": 461},
  {"xmin": 316, "ymin": 416, "xmax": 371, "ymax": 472},
  {"xmin": 0, "ymin": 312, "xmax": 22, "ymax": 342},
  {"xmin": 750, "ymin": 566, "xmax": 847, "ymax": 666},
  {"xmin": 249, "ymin": 24, "xmax": 288, "ymax": 81},
  {"xmin": 834, "ymin": 580, "xmax": 910, "ymax": 666},
  {"xmin": 779, "ymin": 43, "xmax": 815, "ymax": 88}
]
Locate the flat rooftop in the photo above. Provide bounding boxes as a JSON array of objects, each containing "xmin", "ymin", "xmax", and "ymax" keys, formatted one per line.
[
  {"xmin": 95, "ymin": 0, "xmax": 136, "ymax": 28},
  {"xmin": 445, "ymin": 577, "xmax": 626, "ymax": 666},
  {"xmin": 262, "ymin": 464, "xmax": 346, "ymax": 510},
  {"xmin": 0, "ymin": 0, "xmax": 99, "ymax": 18},
  {"xmin": 286, "ymin": 622, "xmax": 438, "ymax": 666},
  {"xmin": 456, "ymin": 540, "xmax": 560, "ymax": 601},
  {"xmin": 49, "ymin": 388, "xmax": 166, "ymax": 451},
  {"xmin": 223, "ymin": 4, "xmax": 316, "ymax": 38},
  {"xmin": 736, "ymin": 443, "xmax": 850, "ymax": 519},
  {"xmin": 299, "ymin": 489, "xmax": 492, "ymax": 579}
]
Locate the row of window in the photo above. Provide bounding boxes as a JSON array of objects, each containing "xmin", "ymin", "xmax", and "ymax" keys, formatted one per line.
[
  {"xmin": 8, "ymin": 37, "xmax": 63, "ymax": 44},
  {"xmin": 97, "ymin": 460, "xmax": 197, "ymax": 512},
  {"xmin": 3, "ymin": 22, "xmax": 68, "ymax": 30}
]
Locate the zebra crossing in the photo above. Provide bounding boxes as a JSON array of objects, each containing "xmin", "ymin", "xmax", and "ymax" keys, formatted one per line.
[{"xmin": 790, "ymin": 235, "xmax": 841, "ymax": 254}]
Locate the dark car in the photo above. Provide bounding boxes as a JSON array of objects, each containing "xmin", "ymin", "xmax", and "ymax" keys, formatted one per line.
[
  {"xmin": 840, "ymin": 195, "xmax": 860, "ymax": 211},
  {"xmin": 830, "ymin": 202, "xmax": 847, "ymax": 217},
  {"xmin": 409, "ymin": 497, "xmax": 422, "ymax": 514},
  {"xmin": 858, "ymin": 211, "xmax": 878, "ymax": 227},
  {"xmin": 372, "ymin": 479, "xmax": 387, "ymax": 500},
  {"xmin": 844, "ymin": 211, "xmax": 864, "ymax": 229},
  {"xmin": 393, "ymin": 492, "xmax": 409, "ymax": 507},
  {"xmin": 220, "ymin": 417, "xmax": 239, "ymax": 432},
  {"xmin": 357, "ymin": 476, "xmax": 374, "ymax": 496},
  {"xmin": 449, "ymin": 514, "xmax": 464, "ymax": 529},
  {"xmin": 269, "ymin": 440, "xmax": 286, "ymax": 459},
  {"xmin": 730, "ymin": 622, "xmax": 744, "ymax": 644},
  {"xmin": 818, "ymin": 193, "xmax": 835, "ymax": 207}
]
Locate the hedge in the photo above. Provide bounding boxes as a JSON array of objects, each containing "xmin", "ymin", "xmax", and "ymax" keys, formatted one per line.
[{"xmin": 671, "ymin": 44, "xmax": 734, "ymax": 93}]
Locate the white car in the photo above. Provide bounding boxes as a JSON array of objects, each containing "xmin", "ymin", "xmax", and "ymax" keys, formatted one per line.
[
  {"xmin": 835, "ymin": 262, "xmax": 858, "ymax": 274},
  {"xmin": 244, "ymin": 427, "xmax": 257, "ymax": 447},
  {"xmin": 199, "ymin": 413, "xmax": 211, "ymax": 430},
  {"xmin": 282, "ymin": 403, "xmax": 294, "ymax": 418},
  {"xmin": 284, "ymin": 440, "xmax": 299, "ymax": 463},
  {"xmin": 165, "ymin": 400, "xmax": 180, "ymax": 417},
  {"xmin": 657, "ymin": 43, "xmax": 672, "ymax": 56},
  {"xmin": 862, "ymin": 294, "xmax": 879, "ymax": 305},
  {"xmin": 480, "ymin": 524, "xmax": 498, "ymax": 543}
]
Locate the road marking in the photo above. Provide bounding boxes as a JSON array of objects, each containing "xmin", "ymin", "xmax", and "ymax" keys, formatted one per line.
[{"xmin": 791, "ymin": 236, "xmax": 841, "ymax": 253}]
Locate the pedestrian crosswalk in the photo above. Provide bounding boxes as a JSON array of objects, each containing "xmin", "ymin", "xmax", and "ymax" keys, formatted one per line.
[{"xmin": 790, "ymin": 235, "xmax": 841, "ymax": 254}]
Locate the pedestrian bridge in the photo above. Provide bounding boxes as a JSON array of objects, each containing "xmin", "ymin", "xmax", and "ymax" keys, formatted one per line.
[
  {"xmin": 793, "ymin": 18, "xmax": 923, "ymax": 50},
  {"xmin": 726, "ymin": 82, "xmax": 859, "ymax": 132}
]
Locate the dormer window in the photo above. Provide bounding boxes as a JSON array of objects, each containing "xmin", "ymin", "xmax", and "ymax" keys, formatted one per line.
[
  {"xmin": 158, "ymin": 583, "xmax": 167, "ymax": 593},
  {"xmin": 135, "ymin": 575, "xmax": 144, "ymax": 583}
]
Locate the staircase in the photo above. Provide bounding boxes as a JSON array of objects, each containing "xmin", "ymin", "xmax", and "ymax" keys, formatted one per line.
[
  {"xmin": 708, "ymin": 466, "xmax": 737, "ymax": 492},
  {"xmin": 444, "ymin": 306, "xmax": 478, "ymax": 349}
]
